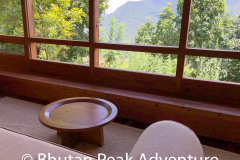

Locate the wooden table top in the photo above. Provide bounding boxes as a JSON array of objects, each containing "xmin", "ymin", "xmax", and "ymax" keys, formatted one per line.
[{"xmin": 39, "ymin": 97, "xmax": 118, "ymax": 132}]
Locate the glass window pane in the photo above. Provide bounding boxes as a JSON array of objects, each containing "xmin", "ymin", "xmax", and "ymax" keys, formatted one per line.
[
  {"xmin": 99, "ymin": 49, "xmax": 177, "ymax": 75},
  {"xmin": 36, "ymin": 44, "xmax": 89, "ymax": 65},
  {"xmin": 33, "ymin": 0, "xmax": 89, "ymax": 41},
  {"xmin": 0, "ymin": 43, "xmax": 24, "ymax": 54},
  {"xmin": 184, "ymin": 56, "xmax": 240, "ymax": 83},
  {"xmin": 0, "ymin": 0, "xmax": 24, "ymax": 36},
  {"xmin": 188, "ymin": 0, "xmax": 240, "ymax": 51},
  {"xmin": 100, "ymin": 0, "xmax": 183, "ymax": 46}
]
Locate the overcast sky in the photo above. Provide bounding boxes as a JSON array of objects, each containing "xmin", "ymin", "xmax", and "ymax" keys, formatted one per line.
[{"xmin": 105, "ymin": 0, "xmax": 142, "ymax": 14}]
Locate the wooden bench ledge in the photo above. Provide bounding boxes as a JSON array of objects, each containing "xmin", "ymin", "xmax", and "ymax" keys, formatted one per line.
[{"xmin": 0, "ymin": 69, "xmax": 240, "ymax": 143}]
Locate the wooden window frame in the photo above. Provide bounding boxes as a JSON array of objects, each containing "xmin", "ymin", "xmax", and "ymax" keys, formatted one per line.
[{"xmin": 0, "ymin": 0, "xmax": 240, "ymax": 104}]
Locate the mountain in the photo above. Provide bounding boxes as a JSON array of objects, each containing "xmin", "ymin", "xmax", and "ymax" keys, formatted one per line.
[
  {"xmin": 100, "ymin": 0, "xmax": 240, "ymax": 43},
  {"xmin": 101, "ymin": 0, "xmax": 178, "ymax": 43}
]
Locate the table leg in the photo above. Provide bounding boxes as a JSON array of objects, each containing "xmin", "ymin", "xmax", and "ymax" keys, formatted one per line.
[{"xmin": 61, "ymin": 127, "xmax": 104, "ymax": 148}]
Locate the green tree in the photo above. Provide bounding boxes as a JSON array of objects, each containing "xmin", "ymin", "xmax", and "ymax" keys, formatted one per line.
[
  {"xmin": 100, "ymin": 17, "xmax": 125, "ymax": 67},
  {"xmin": 0, "ymin": 0, "xmax": 24, "ymax": 53},
  {"xmin": 134, "ymin": 2, "xmax": 180, "ymax": 75},
  {"xmin": 0, "ymin": 0, "xmax": 24, "ymax": 36},
  {"xmin": 154, "ymin": 2, "xmax": 179, "ymax": 46},
  {"xmin": 184, "ymin": 0, "xmax": 239, "ymax": 82},
  {"xmin": 135, "ymin": 17, "xmax": 156, "ymax": 45},
  {"xmin": 135, "ymin": 2, "xmax": 179, "ymax": 46},
  {"xmin": 128, "ymin": 53, "xmax": 177, "ymax": 75},
  {"xmin": 0, "ymin": 0, "xmax": 109, "ymax": 63},
  {"xmin": 135, "ymin": 0, "xmax": 240, "ymax": 82},
  {"xmin": 33, "ymin": 0, "xmax": 108, "ymax": 63},
  {"xmin": 222, "ymin": 16, "xmax": 240, "ymax": 82},
  {"xmin": 187, "ymin": 0, "xmax": 234, "ymax": 50}
]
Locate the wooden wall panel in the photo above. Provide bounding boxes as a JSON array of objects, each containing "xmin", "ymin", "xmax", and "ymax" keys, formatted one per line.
[
  {"xmin": 93, "ymin": 67, "xmax": 177, "ymax": 96},
  {"xmin": 0, "ymin": 54, "xmax": 27, "ymax": 71},
  {"xmin": 30, "ymin": 59, "xmax": 91, "ymax": 81},
  {"xmin": 181, "ymin": 78, "xmax": 240, "ymax": 105}
]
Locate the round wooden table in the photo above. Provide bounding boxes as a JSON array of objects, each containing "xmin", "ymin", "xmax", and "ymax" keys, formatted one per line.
[{"xmin": 39, "ymin": 97, "xmax": 118, "ymax": 148}]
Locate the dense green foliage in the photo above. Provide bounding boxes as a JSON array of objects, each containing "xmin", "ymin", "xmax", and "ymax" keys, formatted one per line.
[
  {"xmin": 0, "ymin": 0, "xmax": 24, "ymax": 53},
  {"xmin": 134, "ymin": 0, "xmax": 240, "ymax": 82},
  {"xmin": 33, "ymin": 0, "xmax": 108, "ymax": 64},
  {"xmin": 0, "ymin": 0, "xmax": 109, "ymax": 64},
  {"xmin": 0, "ymin": 0, "xmax": 240, "ymax": 82}
]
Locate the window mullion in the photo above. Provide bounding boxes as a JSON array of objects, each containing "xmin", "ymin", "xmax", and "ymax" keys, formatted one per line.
[
  {"xmin": 89, "ymin": 0, "xmax": 100, "ymax": 76},
  {"xmin": 176, "ymin": 0, "xmax": 192, "ymax": 92},
  {"xmin": 21, "ymin": 0, "xmax": 37, "ymax": 64}
]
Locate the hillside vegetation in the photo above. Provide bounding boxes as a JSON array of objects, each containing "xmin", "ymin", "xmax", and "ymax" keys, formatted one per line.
[{"xmin": 101, "ymin": 0, "xmax": 240, "ymax": 43}]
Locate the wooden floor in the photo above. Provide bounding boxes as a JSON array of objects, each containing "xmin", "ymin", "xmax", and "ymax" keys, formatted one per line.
[{"xmin": 0, "ymin": 92, "xmax": 239, "ymax": 153}]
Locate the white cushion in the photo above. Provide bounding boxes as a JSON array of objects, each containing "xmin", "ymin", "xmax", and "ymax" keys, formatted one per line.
[{"xmin": 130, "ymin": 121, "xmax": 204, "ymax": 160}]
